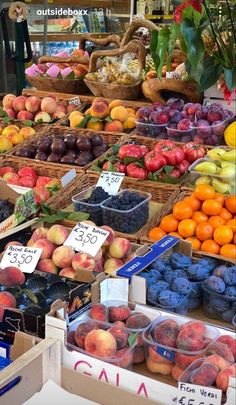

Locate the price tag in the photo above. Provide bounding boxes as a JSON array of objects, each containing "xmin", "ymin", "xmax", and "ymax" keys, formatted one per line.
[
  {"xmin": 64, "ymin": 222, "xmax": 109, "ymax": 257},
  {"xmin": 174, "ymin": 383, "xmax": 222, "ymax": 405},
  {"xmin": 0, "ymin": 245, "xmax": 42, "ymax": 274},
  {"xmin": 61, "ymin": 169, "xmax": 76, "ymax": 187},
  {"xmin": 68, "ymin": 97, "xmax": 81, "ymax": 106},
  {"xmin": 96, "ymin": 171, "xmax": 125, "ymax": 195}
]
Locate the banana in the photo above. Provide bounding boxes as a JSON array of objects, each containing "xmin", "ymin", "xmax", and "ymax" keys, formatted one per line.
[
  {"xmin": 212, "ymin": 179, "xmax": 231, "ymax": 194},
  {"xmin": 194, "ymin": 161, "xmax": 218, "ymax": 174},
  {"xmin": 221, "ymin": 149, "xmax": 236, "ymax": 163}
]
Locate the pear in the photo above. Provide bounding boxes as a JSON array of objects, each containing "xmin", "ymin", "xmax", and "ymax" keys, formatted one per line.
[
  {"xmin": 221, "ymin": 149, "xmax": 236, "ymax": 163},
  {"xmin": 221, "ymin": 161, "xmax": 236, "ymax": 169},
  {"xmin": 207, "ymin": 148, "xmax": 226, "ymax": 160},
  {"xmin": 212, "ymin": 179, "xmax": 231, "ymax": 194},
  {"xmin": 195, "ymin": 176, "xmax": 211, "ymax": 185},
  {"xmin": 219, "ymin": 166, "xmax": 236, "ymax": 179},
  {"xmin": 194, "ymin": 161, "xmax": 218, "ymax": 174}
]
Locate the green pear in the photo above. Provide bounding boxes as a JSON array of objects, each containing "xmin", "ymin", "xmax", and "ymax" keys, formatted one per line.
[
  {"xmin": 195, "ymin": 176, "xmax": 211, "ymax": 185},
  {"xmin": 220, "ymin": 161, "xmax": 236, "ymax": 169},
  {"xmin": 195, "ymin": 161, "xmax": 218, "ymax": 174},
  {"xmin": 207, "ymin": 148, "xmax": 226, "ymax": 160},
  {"xmin": 219, "ymin": 166, "xmax": 236, "ymax": 179},
  {"xmin": 221, "ymin": 149, "xmax": 236, "ymax": 163},
  {"xmin": 212, "ymin": 179, "xmax": 231, "ymax": 194}
]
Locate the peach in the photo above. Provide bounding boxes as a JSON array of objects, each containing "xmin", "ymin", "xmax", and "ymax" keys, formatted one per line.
[
  {"xmin": 84, "ymin": 108, "xmax": 92, "ymax": 115},
  {"xmin": 104, "ymin": 120, "xmax": 124, "ymax": 133},
  {"xmin": 72, "ymin": 253, "xmax": 96, "ymax": 272},
  {"xmin": 203, "ymin": 337, "xmax": 212, "ymax": 348},
  {"xmin": 19, "ymin": 127, "xmax": 36, "ymax": 139},
  {"xmin": 125, "ymin": 252, "xmax": 137, "ymax": 263},
  {"xmin": 114, "ymin": 321, "xmax": 126, "ymax": 328},
  {"xmin": 17, "ymin": 110, "xmax": 34, "ymax": 121},
  {"xmin": 41, "ymin": 97, "xmax": 57, "ymax": 114},
  {"xmin": 148, "ymin": 346, "xmax": 173, "ymax": 365},
  {"xmin": 47, "ymin": 93, "xmax": 59, "ymax": 103},
  {"xmin": 109, "ymin": 238, "xmax": 131, "ymax": 259},
  {"xmin": 81, "ymin": 220, "xmax": 96, "ymax": 227},
  {"xmin": 175, "ymin": 353, "xmax": 202, "ymax": 370},
  {"xmin": 67, "ymin": 103, "xmax": 77, "ymax": 113},
  {"xmin": 109, "ymin": 305, "xmax": 131, "ymax": 323},
  {"xmin": 93, "ymin": 260, "xmax": 104, "ymax": 273},
  {"xmin": 52, "ymin": 246, "xmax": 75, "ymax": 268},
  {"xmin": 12, "ymin": 95, "xmax": 27, "ymax": 111},
  {"xmin": 2, "ymin": 125, "xmax": 19, "ymax": 137},
  {"xmin": 69, "ymin": 113, "xmax": 84, "ymax": 128},
  {"xmin": 11, "ymin": 132, "xmax": 24, "ymax": 145},
  {"xmin": 190, "ymin": 363, "xmax": 218, "ymax": 386},
  {"xmin": 0, "ymin": 136, "xmax": 12, "ymax": 152},
  {"xmin": 94, "ymin": 248, "xmax": 103, "ymax": 262},
  {"xmin": 176, "ymin": 328, "xmax": 205, "ymax": 352},
  {"xmin": 181, "ymin": 320, "xmax": 206, "ymax": 336},
  {"xmin": 203, "ymin": 354, "xmax": 230, "ymax": 371},
  {"xmin": 3, "ymin": 108, "xmax": 16, "ymax": 118},
  {"xmin": 92, "ymin": 97, "xmax": 109, "ymax": 107},
  {"xmin": 34, "ymin": 112, "xmax": 51, "ymax": 123},
  {"xmin": 216, "ymin": 365, "xmax": 236, "ymax": 392},
  {"xmin": 216, "ymin": 335, "xmax": 236, "ymax": 360},
  {"xmin": 172, "ymin": 365, "xmax": 184, "ymax": 380},
  {"xmin": 54, "ymin": 104, "xmax": 66, "ymax": 114},
  {"xmin": 87, "ymin": 120, "xmax": 104, "ymax": 131},
  {"xmin": 3, "ymin": 94, "xmax": 16, "ymax": 109},
  {"xmin": 147, "ymin": 357, "xmax": 173, "ymax": 375},
  {"xmin": 27, "ymin": 239, "xmax": 34, "ymax": 247},
  {"xmin": 34, "ymin": 186, "xmax": 51, "ymax": 203},
  {"xmin": 153, "ymin": 320, "xmax": 180, "ymax": 348},
  {"xmin": 74, "ymin": 320, "xmax": 99, "ymax": 349},
  {"xmin": 109, "ymin": 100, "xmax": 124, "ymax": 109},
  {"xmin": 101, "ymin": 225, "xmax": 115, "ymax": 247},
  {"xmin": 32, "ymin": 238, "xmax": 55, "ymax": 260},
  {"xmin": 4, "ymin": 241, "xmax": 23, "ymax": 250},
  {"xmin": 126, "ymin": 313, "xmax": 151, "ymax": 329},
  {"xmin": 123, "ymin": 116, "xmax": 136, "ymax": 130},
  {"xmin": 205, "ymin": 341, "xmax": 235, "ymax": 364},
  {"xmin": 90, "ymin": 304, "xmax": 108, "ymax": 322},
  {"xmin": 59, "ymin": 267, "xmax": 75, "ymax": 279},
  {"xmin": 126, "ymin": 107, "xmax": 136, "ymax": 116},
  {"xmin": 37, "ymin": 259, "xmax": 58, "ymax": 274},
  {"xmin": 108, "ymin": 325, "xmax": 128, "ymax": 349},
  {"xmin": 85, "ymin": 329, "xmax": 117, "ymax": 359},
  {"xmin": 3, "ymin": 172, "xmax": 19, "ymax": 182},
  {"xmin": 115, "ymin": 347, "xmax": 133, "ymax": 369},
  {"xmin": 90, "ymin": 101, "xmax": 110, "ymax": 119},
  {"xmin": 25, "ymin": 96, "xmax": 41, "ymax": 113},
  {"xmin": 104, "ymin": 258, "xmax": 123, "ymax": 274},
  {"xmin": 110, "ymin": 106, "xmax": 128, "ymax": 123},
  {"xmin": 31, "ymin": 227, "xmax": 48, "ymax": 242},
  {"xmin": 52, "ymin": 111, "xmax": 66, "ymax": 120},
  {"xmin": 47, "ymin": 225, "xmax": 69, "ymax": 245},
  {"xmin": 0, "ymin": 266, "xmax": 25, "ymax": 286},
  {"xmin": 0, "ymin": 291, "xmax": 16, "ymax": 321},
  {"xmin": 133, "ymin": 346, "xmax": 145, "ymax": 364}
]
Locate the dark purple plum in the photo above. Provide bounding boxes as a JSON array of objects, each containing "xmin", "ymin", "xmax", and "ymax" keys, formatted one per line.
[
  {"xmin": 35, "ymin": 151, "xmax": 48, "ymax": 161},
  {"xmin": 47, "ymin": 153, "xmax": 62, "ymax": 163},
  {"xmin": 90, "ymin": 133, "xmax": 104, "ymax": 146},
  {"xmin": 76, "ymin": 136, "xmax": 92, "ymax": 152},
  {"xmin": 51, "ymin": 139, "xmax": 65, "ymax": 155},
  {"xmin": 64, "ymin": 134, "xmax": 77, "ymax": 149}
]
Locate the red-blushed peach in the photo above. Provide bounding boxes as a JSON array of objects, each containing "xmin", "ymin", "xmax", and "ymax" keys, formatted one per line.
[
  {"xmin": 133, "ymin": 346, "xmax": 145, "ymax": 364},
  {"xmin": 0, "ymin": 267, "xmax": 25, "ymax": 286},
  {"xmin": 90, "ymin": 304, "xmax": 108, "ymax": 322},
  {"xmin": 25, "ymin": 96, "xmax": 41, "ymax": 113},
  {"xmin": 27, "ymin": 239, "xmax": 34, "ymax": 247},
  {"xmin": 85, "ymin": 329, "xmax": 117, "ymax": 358},
  {"xmin": 92, "ymin": 97, "xmax": 109, "ymax": 107},
  {"xmin": 205, "ymin": 341, "xmax": 235, "ymax": 364},
  {"xmin": 104, "ymin": 120, "xmax": 124, "ymax": 133},
  {"xmin": 148, "ymin": 346, "xmax": 173, "ymax": 365},
  {"xmin": 113, "ymin": 321, "xmax": 126, "ymax": 328},
  {"xmin": 72, "ymin": 253, "xmax": 96, "ymax": 272},
  {"xmin": 17, "ymin": 110, "xmax": 34, "ymax": 121},
  {"xmin": 176, "ymin": 328, "xmax": 205, "ymax": 352},
  {"xmin": 203, "ymin": 354, "xmax": 230, "ymax": 371},
  {"xmin": 126, "ymin": 312, "xmax": 151, "ymax": 330},
  {"xmin": 47, "ymin": 224, "xmax": 69, "ymax": 245},
  {"xmin": 59, "ymin": 267, "xmax": 75, "ymax": 279},
  {"xmin": 74, "ymin": 321, "xmax": 99, "ymax": 349},
  {"xmin": 32, "ymin": 238, "xmax": 56, "ymax": 260},
  {"xmin": 181, "ymin": 320, "xmax": 206, "ymax": 337},
  {"xmin": 216, "ymin": 365, "xmax": 236, "ymax": 391},
  {"xmin": 37, "ymin": 259, "xmax": 58, "ymax": 274},
  {"xmin": 90, "ymin": 100, "xmax": 110, "ymax": 119},
  {"xmin": 108, "ymin": 325, "xmax": 128, "ymax": 349},
  {"xmin": 101, "ymin": 226, "xmax": 115, "ymax": 247},
  {"xmin": 109, "ymin": 238, "xmax": 131, "ymax": 259},
  {"xmin": 216, "ymin": 335, "xmax": 236, "ymax": 360},
  {"xmin": 172, "ymin": 365, "xmax": 184, "ymax": 381},
  {"xmin": 31, "ymin": 227, "xmax": 49, "ymax": 242},
  {"xmin": 94, "ymin": 248, "xmax": 103, "ymax": 262},
  {"xmin": 81, "ymin": 220, "xmax": 96, "ymax": 227},
  {"xmin": 175, "ymin": 352, "xmax": 202, "ymax": 370},
  {"xmin": 93, "ymin": 260, "xmax": 104, "ymax": 273},
  {"xmin": 2, "ymin": 94, "xmax": 16, "ymax": 109},
  {"xmin": 0, "ymin": 291, "xmax": 16, "ymax": 314},
  {"xmin": 4, "ymin": 241, "xmax": 23, "ymax": 250},
  {"xmin": 109, "ymin": 305, "xmax": 131, "ymax": 323},
  {"xmin": 190, "ymin": 363, "xmax": 218, "ymax": 386},
  {"xmin": 147, "ymin": 357, "xmax": 173, "ymax": 375},
  {"xmin": 12, "ymin": 95, "xmax": 27, "ymax": 111},
  {"xmin": 52, "ymin": 246, "xmax": 75, "ymax": 268},
  {"xmin": 41, "ymin": 97, "xmax": 57, "ymax": 114},
  {"xmin": 203, "ymin": 337, "xmax": 212, "ymax": 348},
  {"xmin": 153, "ymin": 319, "xmax": 180, "ymax": 348},
  {"xmin": 104, "ymin": 258, "xmax": 123, "ymax": 274},
  {"xmin": 114, "ymin": 347, "xmax": 133, "ymax": 369}
]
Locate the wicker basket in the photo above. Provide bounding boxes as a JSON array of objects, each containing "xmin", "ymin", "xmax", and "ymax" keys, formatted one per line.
[
  {"xmin": 47, "ymin": 173, "xmax": 179, "ymax": 242},
  {"xmin": 27, "ymin": 75, "xmax": 88, "ymax": 94},
  {"xmin": 84, "ymin": 40, "xmax": 146, "ymax": 100}
]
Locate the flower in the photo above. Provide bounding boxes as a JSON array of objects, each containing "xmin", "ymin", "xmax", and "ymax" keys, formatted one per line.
[
  {"xmin": 173, "ymin": 0, "xmax": 202, "ymax": 24},
  {"xmin": 219, "ymin": 78, "xmax": 236, "ymax": 104}
]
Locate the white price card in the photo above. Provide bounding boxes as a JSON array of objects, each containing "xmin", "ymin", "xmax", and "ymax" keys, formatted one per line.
[
  {"xmin": 0, "ymin": 245, "xmax": 42, "ymax": 274},
  {"xmin": 96, "ymin": 171, "xmax": 125, "ymax": 195},
  {"xmin": 63, "ymin": 222, "xmax": 109, "ymax": 257},
  {"xmin": 68, "ymin": 97, "xmax": 81, "ymax": 106},
  {"xmin": 61, "ymin": 169, "xmax": 76, "ymax": 187},
  {"xmin": 174, "ymin": 382, "xmax": 222, "ymax": 405}
]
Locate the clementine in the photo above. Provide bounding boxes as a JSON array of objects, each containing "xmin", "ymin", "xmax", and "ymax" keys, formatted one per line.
[
  {"xmin": 178, "ymin": 219, "xmax": 197, "ymax": 238},
  {"xmin": 196, "ymin": 222, "xmax": 213, "ymax": 241},
  {"xmin": 201, "ymin": 199, "xmax": 222, "ymax": 216},
  {"xmin": 225, "ymin": 195, "xmax": 236, "ymax": 214},
  {"xmin": 201, "ymin": 239, "xmax": 220, "ymax": 255},
  {"xmin": 173, "ymin": 201, "xmax": 193, "ymax": 220},
  {"xmin": 226, "ymin": 218, "xmax": 236, "ymax": 233},
  {"xmin": 183, "ymin": 196, "xmax": 201, "ymax": 211},
  {"xmin": 208, "ymin": 216, "xmax": 226, "ymax": 230},
  {"xmin": 169, "ymin": 232, "xmax": 183, "ymax": 239},
  {"xmin": 192, "ymin": 211, "xmax": 208, "ymax": 224},
  {"xmin": 194, "ymin": 184, "xmax": 215, "ymax": 201},
  {"xmin": 185, "ymin": 237, "xmax": 201, "ymax": 250},
  {"xmin": 160, "ymin": 214, "xmax": 179, "ymax": 233},
  {"xmin": 213, "ymin": 225, "xmax": 233, "ymax": 246},
  {"xmin": 214, "ymin": 193, "xmax": 225, "ymax": 205},
  {"xmin": 220, "ymin": 244, "xmax": 236, "ymax": 259},
  {"xmin": 149, "ymin": 227, "xmax": 166, "ymax": 241},
  {"xmin": 220, "ymin": 208, "xmax": 233, "ymax": 222}
]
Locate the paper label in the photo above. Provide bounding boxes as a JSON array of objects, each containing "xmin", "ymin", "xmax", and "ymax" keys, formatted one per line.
[
  {"xmin": 96, "ymin": 171, "xmax": 125, "ymax": 195},
  {"xmin": 0, "ymin": 245, "xmax": 42, "ymax": 273},
  {"xmin": 61, "ymin": 169, "xmax": 76, "ymax": 187},
  {"xmin": 68, "ymin": 97, "xmax": 81, "ymax": 106},
  {"xmin": 175, "ymin": 383, "xmax": 222, "ymax": 405},
  {"xmin": 64, "ymin": 222, "xmax": 109, "ymax": 257},
  {"xmin": 100, "ymin": 279, "xmax": 129, "ymax": 303}
]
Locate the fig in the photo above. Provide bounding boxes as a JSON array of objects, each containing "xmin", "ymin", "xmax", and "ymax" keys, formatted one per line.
[
  {"xmin": 61, "ymin": 155, "xmax": 75, "ymax": 164},
  {"xmin": 90, "ymin": 133, "xmax": 104, "ymax": 146},
  {"xmin": 76, "ymin": 136, "xmax": 92, "ymax": 152},
  {"xmin": 64, "ymin": 134, "xmax": 77, "ymax": 149},
  {"xmin": 47, "ymin": 153, "xmax": 62, "ymax": 163},
  {"xmin": 92, "ymin": 144, "xmax": 108, "ymax": 158},
  {"xmin": 51, "ymin": 139, "xmax": 65, "ymax": 155}
]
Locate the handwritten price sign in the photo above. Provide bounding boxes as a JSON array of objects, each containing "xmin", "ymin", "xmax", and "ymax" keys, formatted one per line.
[
  {"xmin": 173, "ymin": 383, "xmax": 222, "ymax": 405},
  {"xmin": 64, "ymin": 222, "xmax": 109, "ymax": 257},
  {"xmin": 96, "ymin": 171, "xmax": 125, "ymax": 195},
  {"xmin": 68, "ymin": 97, "xmax": 81, "ymax": 106},
  {"xmin": 0, "ymin": 245, "xmax": 42, "ymax": 273}
]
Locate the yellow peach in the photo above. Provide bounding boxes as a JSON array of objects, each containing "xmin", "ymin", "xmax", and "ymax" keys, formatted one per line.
[
  {"xmin": 123, "ymin": 116, "xmax": 136, "ymax": 130},
  {"xmin": 11, "ymin": 132, "xmax": 24, "ymax": 145},
  {"xmin": 110, "ymin": 106, "xmax": 128, "ymax": 123},
  {"xmin": 19, "ymin": 127, "xmax": 36, "ymax": 139},
  {"xmin": 109, "ymin": 100, "xmax": 125, "ymax": 110},
  {"xmin": 87, "ymin": 120, "xmax": 104, "ymax": 131},
  {"xmin": 70, "ymin": 114, "xmax": 84, "ymax": 128}
]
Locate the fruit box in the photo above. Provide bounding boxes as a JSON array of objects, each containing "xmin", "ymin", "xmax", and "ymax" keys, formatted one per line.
[{"xmin": 0, "ymin": 180, "xmax": 38, "ymax": 237}]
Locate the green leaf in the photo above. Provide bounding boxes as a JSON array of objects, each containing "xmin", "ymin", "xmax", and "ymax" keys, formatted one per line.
[
  {"xmin": 164, "ymin": 165, "xmax": 175, "ymax": 175},
  {"xmin": 41, "ymin": 203, "xmax": 53, "ymax": 215},
  {"xmin": 89, "ymin": 116, "xmax": 102, "ymax": 123},
  {"xmin": 76, "ymin": 115, "xmax": 91, "ymax": 128},
  {"xmin": 156, "ymin": 27, "xmax": 171, "ymax": 77},
  {"xmin": 36, "ymin": 212, "xmax": 69, "ymax": 223},
  {"xmin": 150, "ymin": 30, "xmax": 159, "ymax": 56},
  {"xmin": 200, "ymin": 57, "xmax": 223, "ymax": 91},
  {"xmin": 166, "ymin": 23, "xmax": 180, "ymax": 71},
  {"xmin": 57, "ymin": 72, "xmax": 63, "ymax": 80},
  {"xmin": 135, "ymin": 161, "xmax": 145, "ymax": 168},
  {"xmin": 123, "ymin": 156, "xmax": 139, "ymax": 164},
  {"xmin": 128, "ymin": 332, "xmax": 138, "ymax": 347},
  {"xmin": 224, "ymin": 67, "xmax": 236, "ymax": 91},
  {"xmin": 2, "ymin": 117, "xmax": 12, "ymax": 124},
  {"xmin": 67, "ymin": 212, "xmax": 90, "ymax": 221},
  {"xmin": 0, "ymin": 108, "xmax": 8, "ymax": 118},
  {"xmin": 181, "ymin": 18, "xmax": 205, "ymax": 68},
  {"xmin": 182, "ymin": 5, "xmax": 194, "ymax": 20},
  {"xmin": 65, "ymin": 71, "xmax": 76, "ymax": 80},
  {"xmin": 23, "ymin": 120, "xmax": 33, "ymax": 127},
  {"xmin": 35, "ymin": 118, "xmax": 43, "ymax": 124},
  {"xmin": 105, "ymin": 116, "xmax": 113, "ymax": 123},
  {"xmin": 111, "ymin": 144, "xmax": 120, "ymax": 155},
  {"xmin": 21, "ymin": 289, "xmax": 38, "ymax": 304}
]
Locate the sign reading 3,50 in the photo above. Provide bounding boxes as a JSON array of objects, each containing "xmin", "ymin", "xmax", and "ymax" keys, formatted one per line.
[{"xmin": 0, "ymin": 245, "xmax": 43, "ymax": 273}]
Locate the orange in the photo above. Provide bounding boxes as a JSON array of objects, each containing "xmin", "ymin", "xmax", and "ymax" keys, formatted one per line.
[
  {"xmin": 160, "ymin": 214, "xmax": 179, "ymax": 233},
  {"xmin": 173, "ymin": 201, "xmax": 193, "ymax": 220},
  {"xmin": 194, "ymin": 184, "xmax": 215, "ymax": 201},
  {"xmin": 226, "ymin": 218, "xmax": 236, "ymax": 233},
  {"xmin": 196, "ymin": 222, "xmax": 213, "ymax": 241},
  {"xmin": 208, "ymin": 216, "xmax": 226, "ymax": 230},
  {"xmin": 169, "ymin": 232, "xmax": 183, "ymax": 239},
  {"xmin": 220, "ymin": 244, "xmax": 236, "ymax": 259},
  {"xmin": 220, "ymin": 208, "xmax": 233, "ymax": 222},
  {"xmin": 201, "ymin": 239, "xmax": 220, "ymax": 255},
  {"xmin": 201, "ymin": 199, "xmax": 222, "ymax": 216},
  {"xmin": 234, "ymin": 233, "xmax": 236, "ymax": 244},
  {"xmin": 178, "ymin": 219, "xmax": 197, "ymax": 238},
  {"xmin": 149, "ymin": 227, "xmax": 166, "ymax": 241},
  {"xmin": 213, "ymin": 225, "xmax": 233, "ymax": 246},
  {"xmin": 192, "ymin": 211, "xmax": 208, "ymax": 224},
  {"xmin": 183, "ymin": 196, "xmax": 201, "ymax": 211},
  {"xmin": 214, "ymin": 193, "xmax": 225, "ymax": 205},
  {"xmin": 225, "ymin": 195, "xmax": 236, "ymax": 214},
  {"xmin": 186, "ymin": 237, "xmax": 201, "ymax": 250}
]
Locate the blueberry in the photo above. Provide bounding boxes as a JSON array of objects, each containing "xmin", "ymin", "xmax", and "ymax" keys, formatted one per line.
[
  {"xmin": 223, "ymin": 267, "xmax": 236, "ymax": 286},
  {"xmin": 170, "ymin": 253, "xmax": 192, "ymax": 269},
  {"xmin": 205, "ymin": 276, "xmax": 226, "ymax": 293},
  {"xmin": 171, "ymin": 278, "xmax": 192, "ymax": 295}
]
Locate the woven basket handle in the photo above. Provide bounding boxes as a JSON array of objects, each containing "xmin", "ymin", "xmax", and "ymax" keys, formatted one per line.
[
  {"xmin": 38, "ymin": 55, "xmax": 89, "ymax": 64},
  {"xmin": 121, "ymin": 18, "xmax": 160, "ymax": 46},
  {"xmin": 88, "ymin": 39, "xmax": 146, "ymax": 74},
  {"xmin": 78, "ymin": 33, "xmax": 121, "ymax": 50}
]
